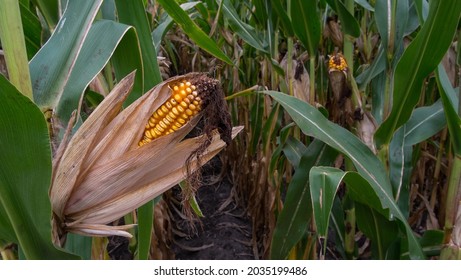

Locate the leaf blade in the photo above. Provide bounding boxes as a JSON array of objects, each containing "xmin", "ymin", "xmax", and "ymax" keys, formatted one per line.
[
  {"xmin": 291, "ymin": 0, "xmax": 321, "ymax": 56},
  {"xmin": 156, "ymin": 0, "xmax": 233, "ymax": 65},
  {"xmin": 0, "ymin": 75, "xmax": 77, "ymax": 259},
  {"xmin": 30, "ymin": 0, "xmax": 103, "ymax": 112},
  {"xmin": 264, "ymin": 91, "xmax": 424, "ymax": 259},
  {"xmin": 374, "ymin": 0, "xmax": 461, "ymax": 148}
]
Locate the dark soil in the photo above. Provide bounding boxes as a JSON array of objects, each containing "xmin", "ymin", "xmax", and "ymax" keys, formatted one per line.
[
  {"xmin": 169, "ymin": 157, "xmax": 255, "ymax": 260},
  {"xmin": 107, "ymin": 235, "xmax": 133, "ymax": 260}
]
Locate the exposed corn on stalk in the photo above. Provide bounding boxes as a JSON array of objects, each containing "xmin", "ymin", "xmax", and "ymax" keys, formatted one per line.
[
  {"xmin": 50, "ymin": 71, "xmax": 241, "ymax": 245},
  {"xmin": 139, "ymin": 80, "xmax": 202, "ymax": 146},
  {"xmin": 328, "ymin": 52, "xmax": 348, "ymax": 74},
  {"xmin": 327, "ymin": 52, "xmax": 351, "ymax": 125}
]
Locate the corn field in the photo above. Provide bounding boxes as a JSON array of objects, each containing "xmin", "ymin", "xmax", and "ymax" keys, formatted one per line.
[{"xmin": 1, "ymin": 0, "xmax": 461, "ymax": 260}]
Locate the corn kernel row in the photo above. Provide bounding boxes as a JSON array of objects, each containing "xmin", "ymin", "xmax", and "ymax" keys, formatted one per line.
[{"xmin": 138, "ymin": 80, "xmax": 202, "ymax": 146}]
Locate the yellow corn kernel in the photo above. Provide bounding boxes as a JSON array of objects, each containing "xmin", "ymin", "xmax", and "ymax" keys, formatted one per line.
[
  {"xmin": 328, "ymin": 53, "xmax": 348, "ymax": 73},
  {"xmin": 174, "ymin": 94, "xmax": 182, "ymax": 102},
  {"xmin": 156, "ymin": 124, "xmax": 165, "ymax": 133},
  {"xmin": 172, "ymin": 107, "xmax": 180, "ymax": 115},
  {"xmin": 185, "ymin": 109, "xmax": 194, "ymax": 116},
  {"xmin": 138, "ymin": 79, "xmax": 203, "ymax": 146},
  {"xmin": 164, "ymin": 116, "xmax": 173, "ymax": 124},
  {"xmin": 148, "ymin": 118, "xmax": 156, "ymax": 127},
  {"xmin": 180, "ymin": 101, "xmax": 189, "ymax": 108},
  {"xmin": 168, "ymin": 112, "xmax": 176, "ymax": 120},
  {"xmin": 159, "ymin": 120, "xmax": 167, "ymax": 129},
  {"xmin": 145, "ymin": 130, "xmax": 152, "ymax": 139}
]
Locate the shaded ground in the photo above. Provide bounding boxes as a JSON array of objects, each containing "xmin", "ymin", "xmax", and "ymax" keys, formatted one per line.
[{"xmin": 169, "ymin": 157, "xmax": 255, "ymax": 260}]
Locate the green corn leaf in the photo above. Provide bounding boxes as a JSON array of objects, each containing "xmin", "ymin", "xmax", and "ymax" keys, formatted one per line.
[
  {"xmin": 265, "ymin": 90, "xmax": 392, "ymax": 198},
  {"xmin": 268, "ymin": 122, "xmax": 294, "ymax": 178},
  {"xmin": 19, "ymin": 1, "xmax": 42, "ymax": 59},
  {"xmin": 325, "ymin": 0, "xmax": 360, "ymax": 37},
  {"xmin": 110, "ymin": 26, "xmax": 144, "ymax": 106},
  {"xmin": 329, "ymin": 197, "xmax": 346, "ymax": 259},
  {"xmin": 251, "ymin": 0, "xmax": 269, "ymax": 27},
  {"xmin": 281, "ymin": 136, "xmax": 307, "ymax": 169},
  {"xmin": 291, "ymin": 0, "xmax": 321, "ymax": 56},
  {"xmin": 375, "ymin": 0, "xmax": 409, "ymax": 60},
  {"xmin": 355, "ymin": 0, "xmax": 374, "ymax": 11},
  {"xmin": 355, "ymin": 202, "xmax": 399, "ymax": 259},
  {"xmin": 56, "ymin": 20, "xmax": 138, "ymax": 126},
  {"xmin": 310, "ymin": 167, "xmax": 400, "ymax": 259},
  {"xmin": 30, "ymin": 0, "xmax": 103, "ymax": 113},
  {"xmin": 249, "ymin": 92, "xmax": 264, "ymax": 154},
  {"xmin": 401, "ymin": 230, "xmax": 443, "ymax": 258},
  {"xmin": 137, "ymin": 200, "xmax": 154, "ymax": 260},
  {"xmin": 270, "ymin": 155, "xmax": 311, "ymax": 260},
  {"xmin": 64, "ymin": 234, "xmax": 92, "ymax": 260},
  {"xmin": 0, "ymin": 202, "xmax": 16, "ymax": 243},
  {"xmin": 269, "ymin": 0, "xmax": 293, "ymax": 37},
  {"xmin": 370, "ymin": 72, "xmax": 387, "ymax": 124},
  {"xmin": 152, "ymin": 2, "xmax": 201, "ymax": 53},
  {"xmin": 389, "ymin": 127, "xmax": 412, "ymax": 218},
  {"xmin": 0, "ymin": 0, "xmax": 33, "ymax": 98},
  {"xmin": 309, "ymin": 166, "xmax": 343, "ymax": 256},
  {"xmin": 374, "ymin": 0, "xmax": 461, "ymax": 148},
  {"xmin": 270, "ymin": 139, "xmax": 335, "ymax": 259},
  {"xmin": 436, "ymin": 64, "xmax": 461, "ymax": 155},
  {"xmin": 156, "ymin": 0, "xmax": 233, "ymax": 65},
  {"xmin": 31, "ymin": 0, "xmax": 60, "ymax": 30},
  {"xmin": 221, "ymin": 0, "xmax": 268, "ymax": 53},
  {"xmin": 0, "ymin": 74, "xmax": 78, "ymax": 259},
  {"xmin": 264, "ymin": 90, "xmax": 424, "ymax": 259},
  {"xmin": 101, "ymin": 0, "xmax": 116, "ymax": 21},
  {"xmin": 356, "ymin": 48, "xmax": 386, "ymax": 90},
  {"xmin": 403, "ymin": 100, "xmax": 446, "ymax": 147},
  {"xmin": 115, "ymin": 0, "xmax": 162, "ymax": 91}
]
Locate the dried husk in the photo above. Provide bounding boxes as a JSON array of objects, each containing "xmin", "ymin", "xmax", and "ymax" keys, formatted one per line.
[
  {"xmin": 357, "ymin": 111, "xmax": 377, "ymax": 154},
  {"xmin": 324, "ymin": 16, "xmax": 343, "ymax": 47},
  {"xmin": 50, "ymin": 71, "xmax": 242, "ymax": 241},
  {"xmin": 51, "ymin": 72, "xmax": 137, "ymax": 220},
  {"xmin": 280, "ymin": 53, "xmax": 310, "ymax": 104}
]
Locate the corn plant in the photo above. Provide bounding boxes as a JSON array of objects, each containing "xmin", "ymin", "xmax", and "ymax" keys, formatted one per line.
[{"xmin": 1, "ymin": 0, "xmax": 461, "ymax": 260}]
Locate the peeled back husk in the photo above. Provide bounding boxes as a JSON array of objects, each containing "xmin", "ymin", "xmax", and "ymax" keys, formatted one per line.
[{"xmin": 50, "ymin": 71, "xmax": 242, "ymax": 242}]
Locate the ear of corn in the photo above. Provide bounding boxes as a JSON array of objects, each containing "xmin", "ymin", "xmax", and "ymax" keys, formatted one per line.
[
  {"xmin": 139, "ymin": 80, "xmax": 202, "ymax": 146},
  {"xmin": 50, "ymin": 72, "xmax": 240, "ymax": 241},
  {"xmin": 328, "ymin": 53, "xmax": 348, "ymax": 73}
]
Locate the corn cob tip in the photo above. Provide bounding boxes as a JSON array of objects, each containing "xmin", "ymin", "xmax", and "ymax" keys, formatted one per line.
[{"xmin": 328, "ymin": 53, "xmax": 348, "ymax": 74}]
